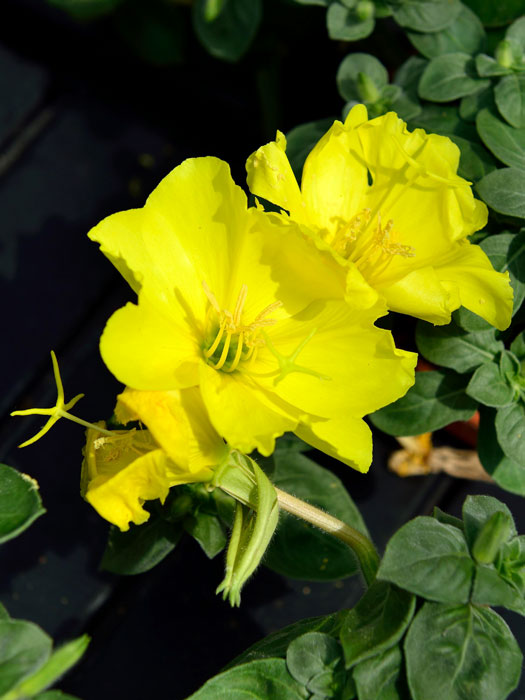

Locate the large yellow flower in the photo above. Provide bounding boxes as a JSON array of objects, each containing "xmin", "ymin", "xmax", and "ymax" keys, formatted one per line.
[
  {"xmin": 88, "ymin": 156, "xmax": 416, "ymax": 472},
  {"xmin": 82, "ymin": 387, "xmax": 226, "ymax": 530},
  {"xmin": 246, "ymin": 105, "xmax": 513, "ymax": 330}
]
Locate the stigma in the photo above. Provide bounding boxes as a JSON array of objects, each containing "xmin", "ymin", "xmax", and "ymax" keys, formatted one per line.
[{"xmin": 202, "ymin": 282, "xmax": 282, "ymax": 373}]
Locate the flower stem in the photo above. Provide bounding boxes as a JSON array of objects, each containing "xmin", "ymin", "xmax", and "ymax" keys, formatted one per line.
[{"xmin": 274, "ymin": 487, "xmax": 379, "ymax": 586}]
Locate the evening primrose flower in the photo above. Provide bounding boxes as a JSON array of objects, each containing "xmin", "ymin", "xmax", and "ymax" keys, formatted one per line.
[
  {"xmin": 246, "ymin": 105, "xmax": 513, "ymax": 330},
  {"xmin": 88, "ymin": 156, "xmax": 416, "ymax": 472},
  {"xmin": 82, "ymin": 387, "xmax": 227, "ymax": 530}
]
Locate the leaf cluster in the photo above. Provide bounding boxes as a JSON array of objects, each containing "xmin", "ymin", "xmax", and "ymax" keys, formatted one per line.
[
  {"xmin": 0, "ymin": 464, "xmax": 88, "ymax": 700},
  {"xmin": 187, "ymin": 494, "xmax": 524, "ymax": 700}
]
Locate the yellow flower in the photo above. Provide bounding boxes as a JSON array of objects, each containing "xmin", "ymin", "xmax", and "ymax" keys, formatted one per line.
[
  {"xmin": 82, "ymin": 387, "xmax": 226, "ymax": 530},
  {"xmin": 88, "ymin": 156, "xmax": 416, "ymax": 472},
  {"xmin": 246, "ymin": 105, "xmax": 513, "ymax": 330}
]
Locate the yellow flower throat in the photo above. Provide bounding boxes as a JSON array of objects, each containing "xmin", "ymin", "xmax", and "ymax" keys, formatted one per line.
[{"xmin": 202, "ymin": 282, "xmax": 282, "ymax": 372}]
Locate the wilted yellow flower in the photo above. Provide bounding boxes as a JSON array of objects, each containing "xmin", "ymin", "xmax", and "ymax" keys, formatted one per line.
[
  {"xmin": 246, "ymin": 105, "xmax": 512, "ymax": 330},
  {"xmin": 82, "ymin": 387, "xmax": 226, "ymax": 530},
  {"xmin": 89, "ymin": 156, "xmax": 416, "ymax": 472}
]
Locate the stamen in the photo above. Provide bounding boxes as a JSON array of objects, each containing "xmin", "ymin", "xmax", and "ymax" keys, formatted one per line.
[
  {"xmin": 233, "ymin": 285, "xmax": 248, "ymax": 326},
  {"xmin": 204, "ymin": 320, "xmax": 226, "ymax": 358},
  {"xmin": 212, "ymin": 332, "xmax": 232, "ymax": 370},
  {"xmin": 202, "ymin": 280, "xmax": 222, "ymax": 315},
  {"xmin": 254, "ymin": 300, "xmax": 283, "ymax": 324},
  {"xmin": 223, "ymin": 332, "xmax": 244, "ymax": 373}
]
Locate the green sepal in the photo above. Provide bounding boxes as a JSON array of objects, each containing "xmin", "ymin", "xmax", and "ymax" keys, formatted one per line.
[
  {"xmin": 472, "ymin": 511, "xmax": 513, "ymax": 564},
  {"xmin": 214, "ymin": 452, "xmax": 279, "ymax": 606}
]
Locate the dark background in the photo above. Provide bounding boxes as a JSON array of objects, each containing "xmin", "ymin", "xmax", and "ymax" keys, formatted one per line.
[{"xmin": 0, "ymin": 1, "xmax": 524, "ymax": 697}]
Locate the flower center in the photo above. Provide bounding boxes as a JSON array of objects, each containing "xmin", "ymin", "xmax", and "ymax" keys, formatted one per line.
[
  {"xmin": 326, "ymin": 209, "xmax": 415, "ymax": 284},
  {"xmin": 202, "ymin": 282, "xmax": 282, "ymax": 373}
]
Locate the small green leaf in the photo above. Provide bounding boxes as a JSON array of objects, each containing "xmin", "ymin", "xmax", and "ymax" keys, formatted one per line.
[
  {"xmin": 477, "ymin": 167, "xmax": 525, "ymax": 218},
  {"xmin": 0, "ymin": 465, "xmax": 45, "ymax": 544},
  {"xmin": 265, "ymin": 451, "xmax": 368, "ymax": 581},
  {"xmin": 432, "ymin": 507, "xmax": 464, "ymax": 530},
  {"xmin": 336, "ymin": 53, "xmax": 388, "ymax": 102},
  {"xmin": 187, "ymin": 658, "xmax": 308, "ymax": 699},
  {"xmin": 370, "ymin": 370, "xmax": 477, "ymax": 436},
  {"xmin": 340, "ymin": 581, "xmax": 415, "ymax": 668},
  {"xmin": 6, "ymin": 636, "xmax": 90, "ymax": 699},
  {"xmin": 462, "ymin": 494, "xmax": 516, "ymax": 551},
  {"xmin": 391, "ymin": 0, "xmax": 461, "ymax": 32},
  {"xmin": 467, "ymin": 361, "xmax": 515, "ymax": 407},
  {"xmin": 405, "ymin": 602, "xmax": 522, "ymax": 700},
  {"xmin": 378, "ymin": 517, "xmax": 474, "ymax": 604},
  {"xmin": 407, "ymin": 5, "xmax": 485, "ymax": 59},
  {"xmin": 0, "ymin": 620, "xmax": 52, "ymax": 696},
  {"xmin": 184, "ymin": 511, "xmax": 226, "ymax": 559},
  {"xmin": 327, "ymin": 3, "xmax": 374, "ymax": 41},
  {"xmin": 0, "ymin": 604, "xmax": 9, "ymax": 621},
  {"xmin": 511, "ymin": 331, "xmax": 525, "ymax": 360},
  {"xmin": 460, "ymin": 87, "xmax": 494, "ymax": 122},
  {"xmin": 409, "ymin": 104, "xmax": 476, "ymax": 138},
  {"xmin": 286, "ymin": 632, "xmax": 344, "ymax": 697},
  {"xmin": 471, "ymin": 563, "xmax": 525, "ymax": 615},
  {"xmin": 192, "ymin": 0, "xmax": 262, "ymax": 62},
  {"xmin": 101, "ymin": 516, "xmax": 181, "ymax": 575},
  {"xmin": 495, "ymin": 401, "xmax": 525, "ymax": 467},
  {"xmin": 475, "ymin": 54, "xmax": 511, "ymax": 77},
  {"xmin": 495, "ymin": 74, "xmax": 525, "ymax": 128},
  {"xmin": 477, "ymin": 109, "xmax": 525, "ymax": 172},
  {"xmin": 448, "ymin": 134, "xmax": 496, "ymax": 181},
  {"xmin": 478, "ymin": 407, "xmax": 525, "ymax": 496},
  {"xmin": 480, "ymin": 230, "xmax": 525, "ymax": 315},
  {"xmin": 352, "ymin": 645, "xmax": 404, "ymax": 700},
  {"xmin": 462, "ymin": 0, "xmax": 524, "ymax": 27},
  {"xmin": 416, "ymin": 320, "xmax": 503, "ymax": 374},
  {"xmin": 418, "ymin": 53, "xmax": 489, "ymax": 102}
]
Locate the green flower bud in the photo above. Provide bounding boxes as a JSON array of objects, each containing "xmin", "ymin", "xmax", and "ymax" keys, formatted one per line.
[
  {"xmin": 357, "ymin": 72, "xmax": 381, "ymax": 104},
  {"xmin": 473, "ymin": 511, "xmax": 512, "ymax": 564},
  {"xmin": 496, "ymin": 40, "xmax": 515, "ymax": 69},
  {"xmin": 356, "ymin": 0, "xmax": 374, "ymax": 21}
]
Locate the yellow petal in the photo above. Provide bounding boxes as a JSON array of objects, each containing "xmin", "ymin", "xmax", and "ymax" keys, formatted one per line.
[
  {"xmin": 100, "ymin": 294, "xmax": 200, "ymax": 390},
  {"xmin": 246, "ymin": 131, "xmax": 304, "ymax": 217},
  {"xmin": 199, "ymin": 362, "xmax": 299, "ymax": 457},
  {"xmin": 381, "ymin": 266, "xmax": 455, "ymax": 325},
  {"xmin": 435, "ymin": 242, "xmax": 513, "ymax": 330},
  {"xmin": 115, "ymin": 387, "xmax": 227, "ymax": 473},
  {"xmin": 296, "ymin": 415, "xmax": 373, "ymax": 473},
  {"xmin": 344, "ymin": 103, "xmax": 369, "ymax": 129},
  {"xmin": 260, "ymin": 300, "xmax": 416, "ymax": 418}
]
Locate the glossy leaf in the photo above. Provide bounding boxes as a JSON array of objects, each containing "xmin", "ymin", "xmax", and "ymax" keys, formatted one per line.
[
  {"xmin": 0, "ymin": 464, "xmax": 45, "ymax": 544},
  {"xmin": 378, "ymin": 517, "xmax": 474, "ymax": 604},
  {"xmin": 340, "ymin": 581, "xmax": 415, "ymax": 668},
  {"xmin": 405, "ymin": 602, "xmax": 522, "ymax": 700},
  {"xmin": 370, "ymin": 370, "xmax": 477, "ymax": 436}
]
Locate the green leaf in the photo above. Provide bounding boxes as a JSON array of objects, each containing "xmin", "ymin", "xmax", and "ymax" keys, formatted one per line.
[
  {"xmin": 285, "ymin": 119, "xmax": 334, "ymax": 181},
  {"xmin": 352, "ymin": 646, "xmax": 404, "ymax": 700},
  {"xmin": 370, "ymin": 370, "xmax": 477, "ymax": 436},
  {"xmin": 452, "ymin": 307, "xmax": 491, "ymax": 332},
  {"xmin": 407, "ymin": 5, "xmax": 485, "ymax": 59},
  {"xmin": 466, "ymin": 361, "xmax": 515, "ymax": 407},
  {"xmin": 192, "ymin": 0, "xmax": 262, "ymax": 62},
  {"xmin": 0, "ymin": 465, "xmax": 45, "ymax": 544},
  {"xmin": 101, "ymin": 516, "xmax": 181, "ymax": 575},
  {"xmin": 340, "ymin": 581, "xmax": 415, "ymax": 668},
  {"xmin": 392, "ymin": 57, "xmax": 425, "ymax": 120},
  {"xmin": 475, "ymin": 54, "xmax": 510, "ymax": 78},
  {"xmin": 265, "ymin": 451, "xmax": 368, "ymax": 581},
  {"xmin": 471, "ymin": 563, "xmax": 525, "ymax": 615},
  {"xmin": 336, "ymin": 53, "xmax": 388, "ymax": 102},
  {"xmin": 462, "ymin": 0, "xmax": 524, "ymax": 27},
  {"xmin": 187, "ymin": 658, "xmax": 308, "ymax": 699},
  {"xmin": 409, "ymin": 104, "xmax": 476, "ymax": 139},
  {"xmin": 0, "ymin": 620, "xmax": 52, "ymax": 696},
  {"xmin": 378, "ymin": 517, "xmax": 474, "ymax": 604},
  {"xmin": 327, "ymin": 3, "xmax": 374, "ymax": 41},
  {"xmin": 183, "ymin": 511, "xmax": 226, "ymax": 559},
  {"xmin": 462, "ymin": 494, "xmax": 516, "ymax": 551},
  {"xmin": 477, "ymin": 109, "xmax": 525, "ymax": 171},
  {"xmin": 404, "ymin": 602, "xmax": 522, "ymax": 700},
  {"xmin": 286, "ymin": 632, "xmax": 345, "ymax": 697},
  {"xmin": 495, "ymin": 74, "xmax": 525, "ymax": 128},
  {"xmin": 432, "ymin": 507, "xmax": 464, "ymax": 531},
  {"xmin": 390, "ymin": 0, "xmax": 461, "ymax": 32},
  {"xmin": 478, "ymin": 407, "xmax": 525, "ymax": 496},
  {"xmin": 511, "ymin": 330, "xmax": 525, "ymax": 360},
  {"xmin": 229, "ymin": 613, "xmax": 346, "ymax": 667},
  {"xmin": 448, "ymin": 134, "xmax": 496, "ymax": 180},
  {"xmin": 416, "ymin": 320, "xmax": 502, "ymax": 374},
  {"xmin": 480, "ymin": 230, "xmax": 525, "ymax": 314},
  {"xmin": 0, "ymin": 605, "xmax": 9, "ymax": 621},
  {"xmin": 418, "ymin": 53, "xmax": 489, "ymax": 102},
  {"xmin": 116, "ymin": 3, "xmax": 185, "ymax": 65},
  {"xmin": 5, "ymin": 636, "xmax": 90, "ymax": 700},
  {"xmin": 476, "ymin": 167, "xmax": 525, "ymax": 218},
  {"xmin": 460, "ymin": 87, "xmax": 494, "ymax": 122},
  {"xmin": 495, "ymin": 401, "xmax": 525, "ymax": 466}
]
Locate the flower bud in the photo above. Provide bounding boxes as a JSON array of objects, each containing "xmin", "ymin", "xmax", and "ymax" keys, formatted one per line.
[{"xmin": 473, "ymin": 511, "xmax": 512, "ymax": 564}]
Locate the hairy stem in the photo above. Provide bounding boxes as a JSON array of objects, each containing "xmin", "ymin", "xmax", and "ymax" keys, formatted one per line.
[{"xmin": 275, "ymin": 487, "xmax": 379, "ymax": 586}]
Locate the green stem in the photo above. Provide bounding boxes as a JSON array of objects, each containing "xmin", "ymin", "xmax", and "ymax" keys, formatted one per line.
[{"xmin": 275, "ymin": 487, "xmax": 379, "ymax": 586}]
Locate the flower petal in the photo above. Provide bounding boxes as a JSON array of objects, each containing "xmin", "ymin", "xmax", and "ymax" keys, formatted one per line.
[
  {"xmin": 115, "ymin": 387, "xmax": 227, "ymax": 473},
  {"xmin": 199, "ymin": 362, "xmax": 299, "ymax": 456},
  {"xmin": 296, "ymin": 415, "xmax": 373, "ymax": 473},
  {"xmin": 100, "ymin": 294, "xmax": 200, "ymax": 390},
  {"xmin": 381, "ymin": 266, "xmax": 456, "ymax": 325}
]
